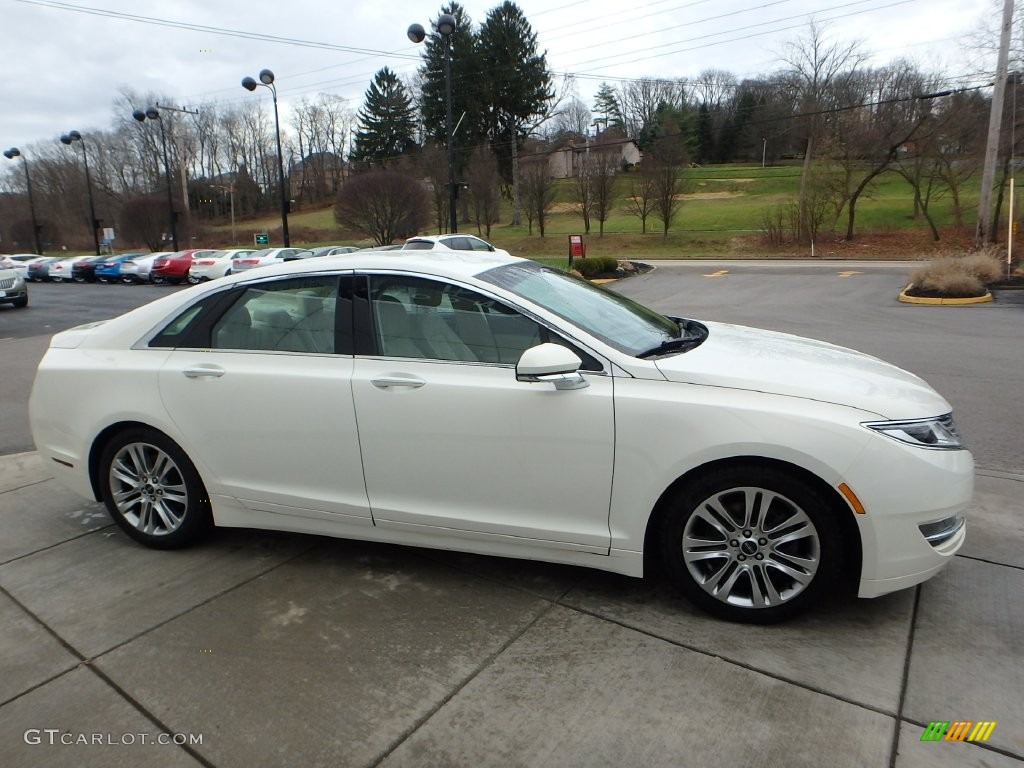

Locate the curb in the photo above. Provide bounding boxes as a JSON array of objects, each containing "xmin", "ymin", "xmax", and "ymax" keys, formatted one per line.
[{"xmin": 897, "ymin": 284, "xmax": 994, "ymax": 305}]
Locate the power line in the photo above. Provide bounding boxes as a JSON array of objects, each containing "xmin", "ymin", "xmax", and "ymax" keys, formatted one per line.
[{"xmin": 12, "ymin": 0, "xmax": 420, "ymax": 60}]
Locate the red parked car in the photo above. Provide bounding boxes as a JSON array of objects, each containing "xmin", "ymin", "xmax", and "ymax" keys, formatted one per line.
[{"xmin": 150, "ymin": 249, "xmax": 217, "ymax": 284}]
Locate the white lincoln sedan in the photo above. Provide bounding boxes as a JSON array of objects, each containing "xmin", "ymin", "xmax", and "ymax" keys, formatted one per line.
[{"xmin": 29, "ymin": 251, "xmax": 972, "ymax": 622}]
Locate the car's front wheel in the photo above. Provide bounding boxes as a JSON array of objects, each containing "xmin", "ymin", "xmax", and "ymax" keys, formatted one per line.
[
  {"xmin": 659, "ymin": 464, "xmax": 842, "ymax": 623},
  {"xmin": 98, "ymin": 428, "xmax": 212, "ymax": 549}
]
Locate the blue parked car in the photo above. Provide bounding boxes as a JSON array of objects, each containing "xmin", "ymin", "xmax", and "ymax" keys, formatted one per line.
[{"xmin": 94, "ymin": 253, "xmax": 146, "ymax": 283}]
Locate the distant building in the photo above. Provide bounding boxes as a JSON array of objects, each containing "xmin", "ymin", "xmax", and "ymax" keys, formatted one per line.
[{"xmin": 547, "ymin": 137, "xmax": 642, "ymax": 179}]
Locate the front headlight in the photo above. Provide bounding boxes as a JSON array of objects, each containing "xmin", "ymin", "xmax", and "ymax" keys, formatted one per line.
[{"xmin": 864, "ymin": 414, "xmax": 964, "ymax": 450}]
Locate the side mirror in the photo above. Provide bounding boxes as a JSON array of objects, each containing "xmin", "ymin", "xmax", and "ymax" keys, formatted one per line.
[{"xmin": 516, "ymin": 343, "xmax": 588, "ymax": 390}]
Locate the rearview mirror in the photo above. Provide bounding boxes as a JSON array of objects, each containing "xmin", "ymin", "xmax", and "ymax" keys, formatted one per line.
[{"xmin": 516, "ymin": 344, "xmax": 588, "ymax": 390}]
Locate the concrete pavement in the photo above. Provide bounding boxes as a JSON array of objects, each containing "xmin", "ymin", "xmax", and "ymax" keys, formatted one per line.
[{"xmin": 1, "ymin": 451, "xmax": 1021, "ymax": 767}]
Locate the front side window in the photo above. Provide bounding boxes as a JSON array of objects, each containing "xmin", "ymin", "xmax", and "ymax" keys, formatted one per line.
[
  {"xmin": 210, "ymin": 276, "xmax": 340, "ymax": 353},
  {"xmin": 478, "ymin": 261, "xmax": 681, "ymax": 356},
  {"xmin": 368, "ymin": 275, "xmax": 601, "ymax": 369}
]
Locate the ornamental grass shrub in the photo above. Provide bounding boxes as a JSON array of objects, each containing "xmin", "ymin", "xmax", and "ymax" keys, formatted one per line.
[{"xmin": 909, "ymin": 251, "xmax": 1003, "ymax": 297}]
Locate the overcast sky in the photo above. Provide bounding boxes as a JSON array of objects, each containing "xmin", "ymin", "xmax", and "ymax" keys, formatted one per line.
[{"xmin": 0, "ymin": 0, "xmax": 995, "ymax": 151}]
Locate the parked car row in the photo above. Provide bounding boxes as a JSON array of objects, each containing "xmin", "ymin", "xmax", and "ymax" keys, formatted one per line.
[
  {"xmin": 4, "ymin": 245, "xmax": 363, "ymax": 286},
  {"xmin": 4, "ymin": 237, "xmax": 504, "ymax": 292}
]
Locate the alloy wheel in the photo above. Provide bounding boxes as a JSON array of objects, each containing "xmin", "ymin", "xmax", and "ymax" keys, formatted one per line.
[{"xmin": 681, "ymin": 486, "xmax": 820, "ymax": 609}]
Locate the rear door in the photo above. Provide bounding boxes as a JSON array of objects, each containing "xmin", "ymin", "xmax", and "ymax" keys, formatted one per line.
[{"xmin": 156, "ymin": 273, "xmax": 370, "ymax": 522}]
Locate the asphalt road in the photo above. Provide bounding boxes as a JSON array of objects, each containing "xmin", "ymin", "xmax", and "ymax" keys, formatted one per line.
[{"xmin": 2, "ymin": 264, "xmax": 1022, "ymax": 473}]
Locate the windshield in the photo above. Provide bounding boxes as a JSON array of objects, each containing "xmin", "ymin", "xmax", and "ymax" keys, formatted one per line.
[{"xmin": 478, "ymin": 261, "xmax": 680, "ymax": 356}]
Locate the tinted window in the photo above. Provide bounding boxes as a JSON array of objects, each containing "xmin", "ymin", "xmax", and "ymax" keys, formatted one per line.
[
  {"xmin": 479, "ymin": 261, "xmax": 680, "ymax": 356},
  {"xmin": 368, "ymin": 275, "xmax": 600, "ymax": 369},
  {"xmin": 403, "ymin": 240, "xmax": 435, "ymax": 250},
  {"xmin": 210, "ymin": 276, "xmax": 340, "ymax": 354}
]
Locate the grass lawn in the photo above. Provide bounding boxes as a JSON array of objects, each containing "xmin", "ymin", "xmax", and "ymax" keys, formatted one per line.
[{"xmin": 205, "ymin": 162, "xmax": 986, "ymax": 258}]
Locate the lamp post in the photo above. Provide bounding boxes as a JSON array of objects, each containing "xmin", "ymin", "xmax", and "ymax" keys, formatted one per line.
[
  {"xmin": 242, "ymin": 69, "xmax": 290, "ymax": 246},
  {"xmin": 60, "ymin": 131, "xmax": 101, "ymax": 255},
  {"xmin": 2, "ymin": 148, "xmax": 43, "ymax": 254},
  {"xmin": 132, "ymin": 107, "xmax": 178, "ymax": 251},
  {"xmin": 408, "ymin": 14, "xmax": 458, "ymax": 234}
]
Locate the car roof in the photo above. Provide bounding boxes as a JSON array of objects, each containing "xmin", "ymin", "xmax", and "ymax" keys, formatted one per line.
[{"xmin": 226, "ymin": 248, "xmax": 522, "ymax": 283}]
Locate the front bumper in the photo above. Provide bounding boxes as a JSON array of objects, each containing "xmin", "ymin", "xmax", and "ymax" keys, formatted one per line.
[
  {"xmin": 0, "ymin": 281, "xmax": 28, "ymax": 303},
  {"xmin": 845, "ymin": 434, "xmax": 973, "ymax": 598}
]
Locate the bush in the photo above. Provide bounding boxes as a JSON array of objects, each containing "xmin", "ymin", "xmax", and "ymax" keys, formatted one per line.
[
  {"xmin": 909, "ymin": 251, "xmax": 1002, "ymax": 297},
  {"xmin": 574, "ymin": 256, "xmax": 619, "ymax": 277},
  {"xmin": 956, "ymin": 251, "xmax": 1004, "ymax": 284}
]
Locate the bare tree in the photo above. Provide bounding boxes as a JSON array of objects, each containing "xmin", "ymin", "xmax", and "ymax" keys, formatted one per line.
[
  {"xmin": 838, "ymin": 62, "xmax": 931, "ymax": 240},
  {"xmin": 464, "ymin": 145, "xmax": 502, "ymax": 238},
  {"xmin": 779, "ymin": 20, "xmax": 867, "ymax": 241},
  {"xmin": 572, "ymin": 151, "xmax": 594, "ymax": 234},
  {"xmin": 119, "ymin": 195, "xmax": 169, "ymax": 251},
  {"xmin": 619, "ymin": 78, "xmax": 687, "ymax": 140},
  {"xmin": 626, "ymin": 167, "xmax": 658, "ymax": 234},
  {"xmin": 334, "ymin": 170, "xmax": 430, "ymax": 246},
  {"xmin": 550, "ymin": 97, "xmax": 592, "ymax": 140},
  {"xmin": 590, "ymin": 145, "xmax": 620, "ymax": 236},
  {"xmin": 648, "ymin": 124, "xmax": 688, "ymax": 236},
  {"xmin": 520, "ymin": 158, "xmax": 557, "ymax": 237}
]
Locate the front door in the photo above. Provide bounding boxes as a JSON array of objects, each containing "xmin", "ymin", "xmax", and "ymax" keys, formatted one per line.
[{"xmin": 351, "ymin": 274, "xmax": 615, "ymax": 553}]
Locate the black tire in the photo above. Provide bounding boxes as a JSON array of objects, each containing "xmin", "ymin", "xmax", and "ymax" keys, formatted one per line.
[
  {"xmin": 187, "ymin": 275, "xmax": 200, "ymax": 285},
  {"xmin": 12, "ymin": 295, "xmax": 28, "ymax": 308},
  {"xmin": 98, "ymin": 428, "xmax": 212, "ymax": 549},
  {"xmin": 658, "ymin": 464, "xmax": 843, "ymax": 624},
  {"xmin": 121, "ymin": 275, "xmax": 134, "ymax": 285},
  {"xmin": 51, "ymin": 276, "xmax": 64, "ymax": 283}
]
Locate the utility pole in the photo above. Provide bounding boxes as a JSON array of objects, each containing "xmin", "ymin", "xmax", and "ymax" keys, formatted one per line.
[
  {"xmin": 975, "ymin": 0, "xmax": 1015, "ymax": 248},
  {"xmin": 157, "ymin": 103, "xmax": 200, "ymax": 217}
]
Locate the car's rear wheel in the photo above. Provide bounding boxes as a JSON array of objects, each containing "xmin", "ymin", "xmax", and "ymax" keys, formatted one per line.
[
  {"xmin": 187, "ymin": 275, "xmax": 201, "ymax": 284},
  {"xmin": 98, "ymin": 428, "xmax": 212, "ymax": 549},
  {"xmin": 51, "ymin": 276, "xmax": 64, "ymax": 283},
  {"xmin": 121, "ymin": 275, "xmax": 134, "ymax": 285},
  {"xmin": 659, "ymin": 464, "xmax": 842, "ymax": 623}
]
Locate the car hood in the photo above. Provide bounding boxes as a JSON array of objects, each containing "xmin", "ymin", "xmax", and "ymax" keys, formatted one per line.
[{"xmin": 653, "ymin": 320, "xmax": 950, "ymax": 419}]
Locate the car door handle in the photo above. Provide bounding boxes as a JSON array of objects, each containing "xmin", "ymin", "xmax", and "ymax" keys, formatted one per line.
[
  {"xmin": 183, "ymin": 365, "xmax": 226, "ymax": 379},
  {"xmin": 371, "ymin": 376, "xmax": 425, "ymax": 389}
]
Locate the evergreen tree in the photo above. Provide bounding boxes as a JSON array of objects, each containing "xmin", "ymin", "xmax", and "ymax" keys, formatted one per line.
[
  {"xmin": 417, "ymin": 3, "xmax": 486, "ymax": 172},
  {"xmin": 593, "ymin": 82, "xmax": 625, "ymax": 132},
  {"xmin": 351, "ymin": 67, "xmax": 418, "ymax": 167},
  {"xmin": 477, "ymin": 1, "xmax": 554, "ymax": 224}
]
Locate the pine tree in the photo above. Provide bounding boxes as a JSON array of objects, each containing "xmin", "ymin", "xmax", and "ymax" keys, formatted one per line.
[
  {"xmin": 351, "ymin": 67, "xmax": 418, "ymax": 167},
  {"xmin": 417, "ymin": 3, "xmax": 486, "ymax": 171},
  {"xmin": 593, "ymin": 82, "xmax": 625, "ymax": 132},
  {"xmin": 477, "ymin": 1, "xmax": 554, "ymax": 224}
]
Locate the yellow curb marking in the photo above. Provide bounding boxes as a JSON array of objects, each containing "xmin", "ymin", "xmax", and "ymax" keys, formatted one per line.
[
  {"xmin": 898, "ymin": 285, "xmax": 994, "ymax": 305},
  {"xmin": 838, "ymin": 271, "xmax": 862, "ymax": 277},
  {"xmin": 703, "ymin": 269, "xmax": 729, "ymax": 277}
]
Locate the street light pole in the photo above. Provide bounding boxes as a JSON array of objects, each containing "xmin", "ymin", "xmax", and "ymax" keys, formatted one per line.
[
  {"xmin": 242, "ymin": 69, "xmax": 290, "ymax": 246},
  {"xmin": 408, "ymin": 14, "xmax": 458, "ymax": 234},
  {"xmin": 132, "ymin": 107, "xmax": 178, "ymax": 250},
  {"xmin": 60, "ymin": 131, "xmax": 101, "ymax": 255},
  {"xmin": 3, "ymin": 148, "xmax": 43, "ymax": 254}
]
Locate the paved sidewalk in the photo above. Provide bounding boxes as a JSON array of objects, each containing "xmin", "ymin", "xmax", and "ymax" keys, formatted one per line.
[{"xmin": 1, "ymin": 452, "xmax": 1021, "ymax": 768}]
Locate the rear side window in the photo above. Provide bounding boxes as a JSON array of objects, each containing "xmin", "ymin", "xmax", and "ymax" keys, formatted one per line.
[
  {"xmin": 210, "ymin": 276, "xmax": 340, "ymax": 354},
  {"xmin": 149, "ymin": 293, "xmax": 228, "ymax": 348}
]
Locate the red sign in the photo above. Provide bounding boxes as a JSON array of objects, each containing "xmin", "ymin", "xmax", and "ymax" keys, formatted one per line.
[{"xmin": 569, "ymin": 235, "xmax": 585, "ymax": 259}]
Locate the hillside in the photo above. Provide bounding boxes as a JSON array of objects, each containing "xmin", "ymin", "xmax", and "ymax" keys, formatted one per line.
[{"xmin": 206, "ymin": 162, "xmax": 984, "ymax": 259}]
